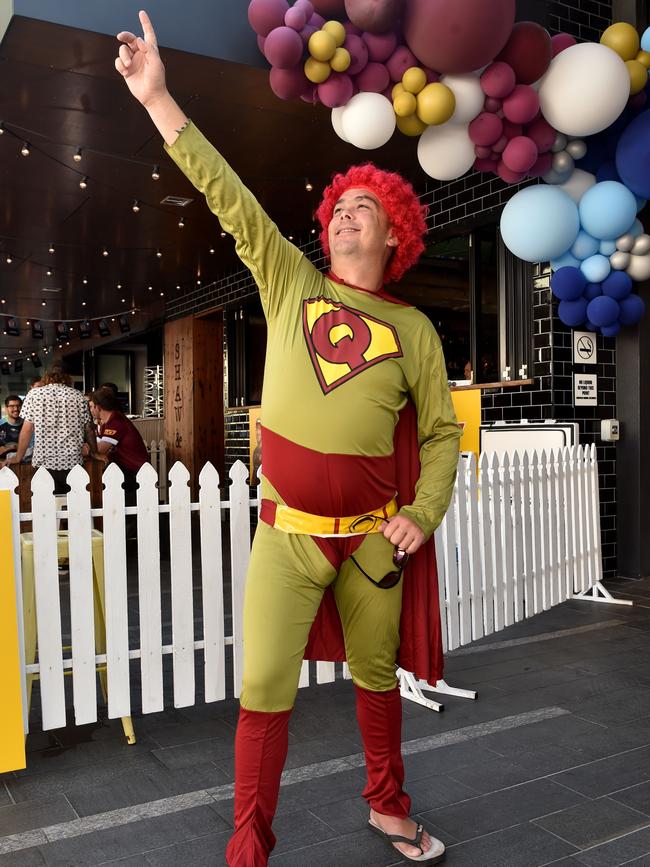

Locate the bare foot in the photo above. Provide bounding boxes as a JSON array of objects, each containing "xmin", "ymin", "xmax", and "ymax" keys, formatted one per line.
[{"xmin": 370, "ymin": 809, "xmax": 439, "ymax": 860}]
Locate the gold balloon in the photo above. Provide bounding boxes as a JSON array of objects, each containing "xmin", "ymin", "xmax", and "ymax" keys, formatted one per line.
[
  {"xmin": 600, "ymin": 22, "xmax": 640, "ymax": 61},
  {"xmin": 305, "ymin": 56, "xmax": 332, "ymax": 83},
  {"xmin": 309, "ymin": 30, "xmax": 337, "ymax": 62},
  {"xmin": 396, "ymin": 113, "xmax": 428, "ymax": 136},
  {"xmin": 637, "ymin": 50, "xmax": 650, "ymax": 69},
  {"xmin": 416, "ymin": 82, "xmax": 456, "ymax": 126},
  {"xmin": 392, "ymin": 81, "xmax": 405, "ymax": 100},
  {"xmin": 402, "ymin": 66, "xmax": 427, "ymax": 95},
  {"xmin": 393, "ymin": 91, "xmax": 418, "ymax": 117},
  {"xmin": 626, "ymin": 59, "xmax": 647, "ymax": 94},
  {"xmin": 322, "ymin": 20, "xmax": 346, "ymax": 47},
  {"xmin": 330, "ymin": 46, "xmax": 351, "ymax": 72}
]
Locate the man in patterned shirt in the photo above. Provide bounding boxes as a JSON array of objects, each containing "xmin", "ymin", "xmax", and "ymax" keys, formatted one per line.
[{"xmin": 10, "ymin": 362, "xmax": 97, "ymax": 494}]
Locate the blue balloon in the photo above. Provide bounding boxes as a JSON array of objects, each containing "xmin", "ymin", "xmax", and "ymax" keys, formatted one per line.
[
  {"xmin": 580, "ymin": 254, "xmax": 611, "ymax": 283},
  {"xmin": 616, "ymin": 110, "xmax": 650, "ymax": 199},
  {"xmin": 587, "ymin": 295, "xmax": 620, "ymax": 327},
  {"xmin": 579, "ymin": 181, "xmax": 638, "ymax": 240},
  {"xmin": 601, "ymin": 322, "xmax": 621, "ymax": 337},
  {"xmin": 602, "ymin": 270, "xmax": 633, "ymax": 300},
  {"xmin": 558, "ymin": 298, "xmax": 588, "ymax": 327},
  {"xmin": 619, "ymin": 292, "xmax": 646, "ymax": 325},
  {"xmin": 551, "ymin": 267, "xmax": 587, "ymax": 301},
  {"xmin": 585, "ymin": 320, "xmax": 598, "ymax": 332},
  {"xmin": 501, "ymin": 186, "xmax": 580, "ymax": 263},
  {"xmin": 571, "ymin": 230, "xmax": 600, "ymax": 261},
  {"xmin": 599, "ymin": 240, "xmax": 617, "ymax": 256},
  {"xmin": 641, "ymin": 26, "xmax": 650, "ymax": 53},
  {"xmin": 584, "ymin": 282, "xmax": 603, "ymax": 300},
  {"xmin": 551, "ymin": 251, "xmax": 581, "ymax": 271},
  {"xmin": 631, "ymin": 218, "xmax": 644, "ymax": 237}
]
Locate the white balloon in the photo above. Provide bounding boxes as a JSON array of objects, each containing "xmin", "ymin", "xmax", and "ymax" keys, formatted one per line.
[
  {"xmin": 626, "ymin": 252, "xmax": 650, "ymax": 282},
  {"xmin": 331, "ymin": 106, "xmax": 350, "ymax": 143},
  {"xmin": 557, "ymin": 168, "xmax": 596, "ymax": 203},
  {"xmin": 631, "ymin": 233, "xmax": 650, "ymax": 256},
  {"xmin": 417, "ymin": 123, "xmax": 475, "ymax": 181},
  {"xmin": 616, "ymin": 233, "xmax": 636, "ymax": 252},
  {"xmin": 539, "ymin": 42, "xmax": 630, "ymax": 137},
  {"xmin": 340, "ymin": 93, "xmax": 395, "ymax": 150},
  {"xmin": 440, "ymin": 73, "xmax": 484, "ymax": 124},
  {"xmin": 610, "ymin": 250, "xmax": 631, "ymax": 270}
]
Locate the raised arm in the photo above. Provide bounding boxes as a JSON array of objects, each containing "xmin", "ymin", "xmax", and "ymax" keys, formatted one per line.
[{"xmin": 115, "ymin": 10, "xmax": 187, "ymax": 146}]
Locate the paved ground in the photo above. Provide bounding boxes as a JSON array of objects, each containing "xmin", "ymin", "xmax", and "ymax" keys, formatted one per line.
[{"xmin": 3, "ymin": 576, "xmax": 650, "ymax": 866}]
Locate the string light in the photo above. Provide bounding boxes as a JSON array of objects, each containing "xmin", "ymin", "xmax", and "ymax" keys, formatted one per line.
[
  {"xmin": 48, "ymin": 242, "xmax": 55, "ymax": 254},
  {"xmin": 220, "ymin": 231, "xmax": 226, "ymax": 238},
  {"xmin": 0, "ymin": 122, "xmax": 4, "ymax": 135},
  {"xmin": 79, "ymin": 176, "xmax": 88, "ymax": 189},
  {"xmin": 20, "ymin": 142, "xmax": 30, "ymax": 156},
  {"xmin": 46, "ymin": 268, "xmax": 52, "ymax": 276},
  {"xmin": 178, "ymin": 217, "xmax": 185, "ymax": 228},
  {"xmin": 156, "ymin": 248, "xmax": 162, "ymax": 258},
  {"xmin": 209, "ymin": 246, "xmax": 215, "ymax": 254},
  {"xmin": 305, "ymin": 178, "xmax": 313, "ymax": 192},
  {"xmin": 5, "ymin": 255, "xmax": 12, "ymax": 264},
  {"xmin": 73, "ymin": 147, "xmax": 82, "ymax": 162},
  {"xmin": 132, "ymin": 199, "xmax": 140, "ymax": 213},
  {"xmin": 101, "ymin": 247, "xmax": 109, "ymax": 257},
  {"xmin": 151, "ymin": 164, "xmax": 160, "ymax": 180}
]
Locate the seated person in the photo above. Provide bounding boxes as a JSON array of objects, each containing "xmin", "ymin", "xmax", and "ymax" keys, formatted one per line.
[{"xmin": 88, "ymin": 387, "xmax": 149, "ymax": 499}]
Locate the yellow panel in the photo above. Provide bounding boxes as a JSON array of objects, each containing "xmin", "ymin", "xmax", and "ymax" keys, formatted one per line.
[
  {"xmin": 0, "ymin": 490, "xmax": 26, "ymax": 771},
  {"xmin": 451, "ymin": 389, "xmax": 481, "ymax": 461}
]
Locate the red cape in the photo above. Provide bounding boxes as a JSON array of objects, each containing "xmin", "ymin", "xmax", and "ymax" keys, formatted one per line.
[{"xmin": 303, "ymin": 400, "xmax": 444, "ymax": 685}]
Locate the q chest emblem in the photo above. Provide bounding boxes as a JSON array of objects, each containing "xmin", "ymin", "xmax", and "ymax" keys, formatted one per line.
[{"xmin": 303, "ymin": 297, "xmax": 402, "ymax": 394}]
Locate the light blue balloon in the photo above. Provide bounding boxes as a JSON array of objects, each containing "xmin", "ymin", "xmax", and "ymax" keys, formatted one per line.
[
  {"xmin": 500, "ymin": 185, "xmax": 580, "ymax": 263},
  {"xmin": 571, "ymin": 231, "xmax": 600, "ymax": 261},
  {"xmin": 579, "ymin": 181, "xmax": 638, "ymax": 241},
  {"xmin": 641, "ymin": 26, "xmax": 650, "ymax": 52},
  {"xmin": 636, "ymin": 196, "xmax": 647, "ymax": 213},
  {"xmin": 551, "ymin": 251, "xmax": 581, "ymax": 271},
  {"xmin": 599, "ymin": 240, "xmax": 617, "ymax": 257},
  {"xmin": 580, "ymin": 254, "xmax": 611, "ymax": 283},
  {"xmin": 631, "ymin": 218, "xmax": 644, "ymax": 237}
]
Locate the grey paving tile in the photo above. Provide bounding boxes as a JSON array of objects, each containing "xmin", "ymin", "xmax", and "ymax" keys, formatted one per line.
[
  {"xmin": 0, "ymin": 848, "xmax": 47, "ymax": 866},
  {"xmin": 611, "ymin": 780, "xmax": 650, "ymax": 815},
  {"xmin": 0, "ymin": 796, "xmax": 77, "ymax": 836},
  {"xmin": 475, "ymin": 714, "xmax": 607, "ymax": 755},
  {"xmin": 444, "ymin": 822, "xmax": 578, "ymax": 866},
  {"xmin": 551, "ymin": 746, "xmax": 650, "ymax": 798},
  {"xmin": 99, "ymin": 857, "xmax": 151, "ymax": 866},
  {"xmin": 423, "ymin": 779, "xmax": 586, "ymax": 842},
  {"xmin": 265, "ymin": 809, "xmax": 335, "ymax": 855},
  {"xmin": 533, "ymin": 796, "xmax": 650, "ymax": 849},
  {"xmin": 100, "ymin": 804, "xmax": 228, "ymax": 857},
  {"xmin": 0, "ymin": 787, "xmax": 11, "ymax": 809},
  {"xmin": 36, "ymin": 830, "xmax": 129, "ymax": 866},
  {"xmin": 571, "ymin": 825, "xmax": 650, "ymax": 866},
  {"xmin": 405, "ymin": 774, "xmax": 481, "ymax": 815},
  {"xmin": 152, "ymin": 738, "xmax": 236, "ymax": 771},
  {"xmin": 446, "ymin": 754, "xmax": 534, "ymax": 794},
  {"xmin": 214, "ymin": 734, "xmax": 360, "ymax": 779},
  {"xmin": 139, "ymin": 717, "xmax": 236, "ymax": 749},
  {"xmin": 140, "ymin": 829, "xmax": 230, "ymax": 866},
  {"xmin": 568, "ymin": 686, "xmax": 650, "ymax": 726},
  {"xmin": 402, "ymin": 742, "xmax": 498, "ymax": 783},
  {"xmin": 268, "ymin": 826, "xmax": 406, "ymax": 866}
]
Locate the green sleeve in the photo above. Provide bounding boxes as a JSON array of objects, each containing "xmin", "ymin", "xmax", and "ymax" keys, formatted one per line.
[
  {"xmin": 164, "ymin": 122, "xmax": 304, "ymax": 320},
  {"xmin": 399, "ymin": 345, "xmax": 462, "ymax": 539}
]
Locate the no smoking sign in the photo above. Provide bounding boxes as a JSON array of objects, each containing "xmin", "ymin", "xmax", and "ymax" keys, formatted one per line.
[{"xmin": 573, "ymin": 330, "xmax": 597, "ymax": 365}]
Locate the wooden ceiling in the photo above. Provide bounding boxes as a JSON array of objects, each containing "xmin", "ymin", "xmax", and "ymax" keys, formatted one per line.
[{"xmin": 0, "ymin": 14, "xmax": 424, "ymax": 360}]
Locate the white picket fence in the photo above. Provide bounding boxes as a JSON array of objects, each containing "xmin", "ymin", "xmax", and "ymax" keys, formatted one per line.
[{"xmin": 0, "ymin": 444, "xmax": 608, "ymax": 735}]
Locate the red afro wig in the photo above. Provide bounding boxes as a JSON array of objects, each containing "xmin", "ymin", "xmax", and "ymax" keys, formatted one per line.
[{"xmin": 316, "ymin": 163, "xmax": 428, "ymax": 284}]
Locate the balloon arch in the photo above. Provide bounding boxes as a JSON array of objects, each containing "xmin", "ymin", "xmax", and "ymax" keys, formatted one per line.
[{"xmin": 248, "ymin": 0, "xmax": 650, "ymax": 335}]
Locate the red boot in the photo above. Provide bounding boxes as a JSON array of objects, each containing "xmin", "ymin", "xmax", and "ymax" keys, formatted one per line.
[
  {"xmin": 355, "ymin": 684, "xmax": 411, "ymax": 817},
  {"xmin": 225, "ymin": 707, "xmax": 292, "ymax": 867}
]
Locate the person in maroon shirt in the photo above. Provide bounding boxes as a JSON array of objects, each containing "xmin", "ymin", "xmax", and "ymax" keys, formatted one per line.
[{"xmin": 90, "ymin": 387, "xmax": 149, "ymax": 500}]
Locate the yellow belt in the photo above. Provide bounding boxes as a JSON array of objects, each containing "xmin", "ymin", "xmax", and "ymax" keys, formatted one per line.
[{"xmin": 261, "ymin": 498, "xmax": 398, "ymax": 537}]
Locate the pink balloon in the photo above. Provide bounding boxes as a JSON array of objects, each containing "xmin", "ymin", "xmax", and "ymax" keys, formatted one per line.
[
  {"xmin": 551, "ymin": 32, "xmax": 576, "ymax": 57},
  {"xmin": 403, "ymin": 0, "xmax": 515, "ymax": 74},
  {"xmin": 468, "ymin": 112, "xmax": 503, "ymax": 146},
  {"xmin": 527, "ymin": 152, "xmax": 553, "ymax": 177},
  {"xmin": 345, "ymin": 33, "xmax": 369, "ymax": 75},
  {"xmin": 269, "ymin": 65, "xmax": 311, "ymax": 100},
  {"xmin": 386, "ymin": 45, "xmax": 418, "ymax": 82},
  {"xmin": 294, "ymin": 0, "xmax": 314, "ymax": 14},
  {"xmin": 381, "ymin": 84, "xmax": 394, "ymax": 99},
  {"xmin": 474, "ymin": 145, "xmax": 493, "ymax": 158},
  {"xmin": 424, "ymin": 68, "xmax": 440, "ymax": 83},
  {"xmin": 301, "ymin": 83, "xmax": 320, "ymax": 103},
  {"xmin": 502, "ymin": 84, "xmax": 539, "ymax": 124},
  {"xmin": 319, "ymin": 72, "xmax": 354, "ymax": 107},
  {"xmin": 502, "ymin": 135, "xmax": 538, "ymax": 172},
  {"xmin": 484, "ymin": 96, "xmax": 502, "ymax": 113},
  {"xmin": 344, "ymin": 21, "xmax": 362, "ymax": 36},
  {"xmin": 502, "ymin": 119, "xmax": 522, "ymax": 140},
  {"xmin": 354, "ymin": 61, "xmax": 390, "ymax": 93},
  {"xmin": 248, "ymin": 0, "xmax": 290, "ymax": 37},
  {"xmin": 299, "ymin": 23, "xmax": 318, "ymax": 45},
  {"xmin": 525, "ymin": 115, "xmax": 556, "ymax": 152},
  {"xmin": 309, "ymin": 12, "xmax": 326, "ymax": 27},
  {"xmin": 285, "ymin": 5, "xmax": 308, "ymax": 29},
  {"xmin": 480, "ymin": 62, "xmax": 516, "ymax": 98},
  {"xmin": 496, "ymin": 160, "xmax": 525, "ymax": 183},
  {"xmin": 362, "ymin": 30, "xmax": 398, "ymax": 62},
  {"xmin": 264, "ymin": 25, "xmax": 304, "ymax": 68},
  {"xmin": 474, "ymin": 157, "xmax": 498, "ymax": 173},
  {"xmin": 345, "ymin": 0, "xmax": 404, "ymax": 33},
  {"xmin": 492, "ymin": 134, "xmax": 508, "ymax": 153}
]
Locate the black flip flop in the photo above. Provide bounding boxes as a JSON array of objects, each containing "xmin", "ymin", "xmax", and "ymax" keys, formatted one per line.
[{"xmin": 368, "ymin": 819, "xmax": 446, "ymax": 863}]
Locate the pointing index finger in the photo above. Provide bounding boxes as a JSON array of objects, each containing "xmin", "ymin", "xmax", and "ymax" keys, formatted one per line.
[{"xmin": 139, "ymin": 9, "xmax": 158, "ymax": 46}]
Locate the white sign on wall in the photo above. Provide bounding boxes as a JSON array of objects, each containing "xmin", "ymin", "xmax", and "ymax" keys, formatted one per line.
[
  {"xmin": 574, "ymin": 373, "xmax": 598, "ymax": 406},
  {"xmin": 573, "ymin": 331, "xmax": 597, "ymax": 365}
]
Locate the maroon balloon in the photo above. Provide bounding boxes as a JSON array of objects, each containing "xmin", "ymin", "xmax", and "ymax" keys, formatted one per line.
[
  {"xmin": 301, "ymin": 82, "xmax": 320, "ymax": 103},
  {"xmin": 319, "ymin": 72, "xmax": 355, "ymax": 107},
  {"xmin": 270, "ymin": 65, "xmax": 311, "ymax": 99},
  {"xmin": 474, "ymin": 157, "xmax": 498, "ymax": 173},
  {"xmin": 403, "ymin": 0, "xmax": 515, "ymax": 74},
  {"xmin": 480, "ymin": 62, "xmax": 516, "ymax": 98},
  {"xmin": 526, "ymin": 115, "xmax": 556, "ymax": 152},
  {"xmin": 309, "ymin": 12, "xmax": 326, "ymax": 27},
  {"xmin": 264, "ymin": 25, "xmax": 304, "ymax": 68},
  {"xmin": 299, "ymin": 23, "xmax": 318, "ymax": 45},
  {"xmin": 484, "ymin": 96, "xmax": 502, "ymax": 113},
  {"xmin": 344, "ymin": 20, "xmax": 363, "ymax": 36},
  {"xmin": 502, "ymin": 119, "xmax": 523, "ymax": 140},
  {"xmin": 629, "ymin": 90, "xmax": 648, "ymax": 111},
  {"xmin": 551, "ymin": 32, "xmax": 576, "ymax": 57},
  {"xmin": 248, "ymin": 0, "xmax": 290, "ymax": 37},
  {"xmin": 344, "ymin": 0, "xmax": 404, "ymax": 34},
  {"xmin": 311, "ymin": 0, "xmax": 346, "ymax": 14},
  {"xmin": 474, "ymin": 145, "xmax": 493, "ymax": 159},
  {"xmin": 362, "ymin": 30, "xmax": 398, "ymax": 62},
  {"xmin": 527, "ymin": 152, "xmax": 553, "ymax": 177},
  {"xmin": 502, "ymin": 135, "xmax": 538, "ymax": 172},
  {"xmin": 496, "ymin": 160, "xmax": 525, "ymax": 183},
  {"xmin": 345, "ymin": 33, "xmax": 370, "ymax": 75},
  {"xmin": 468, "ymin": 112, "xmax": 503, "ymax": 147},
  {"xmin": 355, "ymin": 60, "xmax": 390, "ymax": 92},
  {"xmin": 502, "ymin": 84, "xmax": 539, "ymax": 124},
  {"xmin": 496, "ymin": 21, "xmax": 552, "ymax": 85},
  {"xmin": 424, "ymin": 68, "xmax": 440, "ymax": 83},
  {"xmin": 492, "ymin": 135, "xmax": 508, "ymax": 154},
  {"xmin": 386, "ymin": 45, "xmax": 418, "ymax": 82}
]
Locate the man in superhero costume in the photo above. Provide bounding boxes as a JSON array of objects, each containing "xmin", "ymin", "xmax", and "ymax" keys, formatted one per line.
[{"xmin": 116, "ymin": 12, "xmax": 461, "ymax": 864}]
